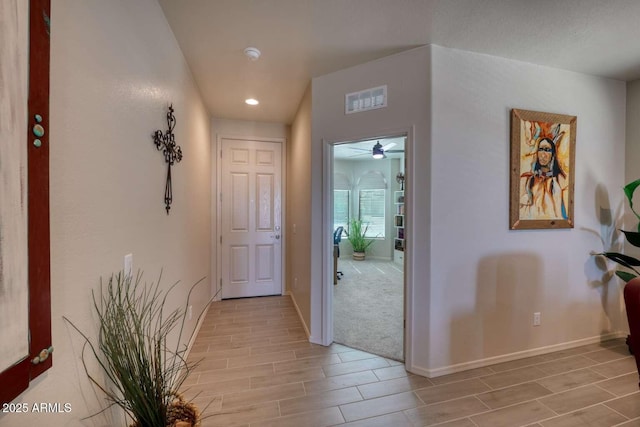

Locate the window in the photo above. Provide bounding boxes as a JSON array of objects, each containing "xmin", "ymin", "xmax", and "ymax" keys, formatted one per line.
[
  {"xmin": 359, "ymin": 189, "xmax": 385, "ymax": 238},
  {"xmin": 333, "ymin": 190, "xmax": 350, "ymax": 235}
]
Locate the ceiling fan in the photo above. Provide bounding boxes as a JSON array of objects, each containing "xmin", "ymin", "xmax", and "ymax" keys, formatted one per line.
[{"xmin": 348, "ymin": 140, "xmax": 404, "ymax": 159}]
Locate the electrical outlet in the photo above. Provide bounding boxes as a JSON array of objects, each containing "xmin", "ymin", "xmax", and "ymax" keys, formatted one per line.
[
  {"xmin": 533, "ymin": 312, "xmax": 541, "ymax": 326},
  {"xmin": 188, "ymin": 305, "xmax": 193, "ymax": 321}
]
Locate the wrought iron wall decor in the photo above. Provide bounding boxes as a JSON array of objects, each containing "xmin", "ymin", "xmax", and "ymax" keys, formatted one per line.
[{"xmin": 153, "ymin": 104, "xmax": 182, "ymax": 214}]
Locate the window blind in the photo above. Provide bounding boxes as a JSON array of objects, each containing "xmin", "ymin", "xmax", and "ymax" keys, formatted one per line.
[
  {"xmin": 359, "ymin": 189, "xmax": 385, "ymax": 238},
  {"xmin": 333, "ymin": 190, "xmax": 350, "ymax": 235}
]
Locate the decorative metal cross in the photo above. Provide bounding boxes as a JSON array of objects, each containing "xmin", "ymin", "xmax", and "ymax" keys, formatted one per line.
[{"xmin": 153, "ymin": 104, "xmax": 182, "ymax": 214}]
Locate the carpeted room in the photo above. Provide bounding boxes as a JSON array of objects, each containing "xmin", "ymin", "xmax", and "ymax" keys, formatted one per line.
[{"xmin": 333, "ymin": 258, "xmax": 404, "ymax": 361}]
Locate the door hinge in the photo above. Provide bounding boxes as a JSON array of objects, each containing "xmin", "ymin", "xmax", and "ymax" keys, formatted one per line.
[
  {"xmin": 220, "ymin": 235, "xmax": 222, "ymax": 244},
  {"xmin": 220, "ymin": 150, "xmax": 223, "ymax": 158},
  {"xmin": 219, "ymin": 278, "xmax": 222, "ymax": 288}
]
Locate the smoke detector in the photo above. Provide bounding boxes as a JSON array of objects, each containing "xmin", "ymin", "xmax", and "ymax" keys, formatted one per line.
[{"xmin": 244, "ymin": 47, "xmax": 261, "ymax": 61}]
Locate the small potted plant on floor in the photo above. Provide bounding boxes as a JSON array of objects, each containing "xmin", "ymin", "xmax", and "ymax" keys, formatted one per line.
[
  {"xmin": 65, "ymin": 271, "xmax": 209, "ymax": 427},
  {"xmin": 347, "ymin": 218, "xmax": 375, "ymax": 261}
]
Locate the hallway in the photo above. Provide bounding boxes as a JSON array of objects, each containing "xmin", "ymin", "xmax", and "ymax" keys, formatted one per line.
[{"xmin": 184, "ymin": 295, "xmax": 640, "ymax": 426}]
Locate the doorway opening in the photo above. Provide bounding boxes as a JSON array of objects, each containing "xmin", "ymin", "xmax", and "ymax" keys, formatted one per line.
[{"xmin": 331, "ymin": 135, "xmax": 406, "ymax": 361}]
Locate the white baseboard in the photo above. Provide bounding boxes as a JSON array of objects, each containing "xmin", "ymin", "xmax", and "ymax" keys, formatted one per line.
[
  {"xmin": 183, "ymin": 300, "xmax": 212, "ymax": 361},
  {"xmin": 408, "ymin": 331, "xmax": 628, "ymax": 378},
  {"xmin": 286, "ymin": 290, "xmax": 311, "ymax": 340}
]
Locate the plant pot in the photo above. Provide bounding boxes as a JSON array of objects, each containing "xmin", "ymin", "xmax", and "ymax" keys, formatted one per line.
[
  {"xmin": 624, "ymin": 278, "xmax": 640, "ymax": 388},
  {"xmin": 352, "ymin": 252, "xmax": 365, "ymax": 261}
]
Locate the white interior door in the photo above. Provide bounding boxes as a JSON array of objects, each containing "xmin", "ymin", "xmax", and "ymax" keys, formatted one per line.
[{"xmin": 220, "ymin": 138, "xmax": 282, "ymax": 299}]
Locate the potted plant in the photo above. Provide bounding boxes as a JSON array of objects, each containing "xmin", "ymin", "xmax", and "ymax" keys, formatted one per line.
[
  {"xmin": 64, "ymin": 271, "xmax": 210, "ymax": 427},
  {"xmin": 596, "ymin": 178, "xmax": 640, "ymax": 361},
  {"xmin": 597, "ymin": 179, "xmax": 640, "ymax": 282},
  {"xmin": 346, "ymin": 218, "xmax": 375, "ymax": 260}
]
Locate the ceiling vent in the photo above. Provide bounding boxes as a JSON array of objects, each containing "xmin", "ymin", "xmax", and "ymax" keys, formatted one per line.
[{"xmin": 345, "ymin": 85, "xmax": 387, "ymax": 114}]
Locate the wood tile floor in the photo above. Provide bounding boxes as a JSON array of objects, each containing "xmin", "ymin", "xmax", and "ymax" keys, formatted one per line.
[{"xmin": 183, "ymin": 295, "xmax": 640, "ymax": 427}]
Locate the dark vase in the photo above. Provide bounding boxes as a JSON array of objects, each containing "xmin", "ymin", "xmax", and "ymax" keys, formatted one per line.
[{"xmin": 624, "ymin": 278, "xmax": 640, "ymax": 388}]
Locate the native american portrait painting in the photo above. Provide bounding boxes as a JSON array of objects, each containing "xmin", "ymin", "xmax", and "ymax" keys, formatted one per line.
[{"xmin": 510, "ymin": 109, "xmax": 576, "ymax": 230}]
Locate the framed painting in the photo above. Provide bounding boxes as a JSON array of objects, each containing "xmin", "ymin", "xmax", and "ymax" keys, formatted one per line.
[
  {"xmin": 0, "ymin": 0, "xmax": 51, "ymax": 404},
  {"xmin": 509, "ymin": 109, "xmax": 577, "ymax": 230},
  {"xmin": 0, "ymin": 0, "xmax": 30, "ymax": 379}
]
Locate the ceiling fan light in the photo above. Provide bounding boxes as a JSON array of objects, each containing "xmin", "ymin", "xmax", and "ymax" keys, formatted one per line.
[{"xmin": 372, "ymin": 141, "xmax": 385, "ymax": 159}]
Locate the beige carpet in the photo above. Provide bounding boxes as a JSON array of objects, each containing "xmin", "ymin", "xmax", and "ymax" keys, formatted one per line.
[{"xmin": 333, "ymin": 258, "xmax": 404, "ymax": 361}]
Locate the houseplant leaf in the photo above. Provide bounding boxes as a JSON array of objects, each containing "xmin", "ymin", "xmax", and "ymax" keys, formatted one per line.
[
  {"xmin": 620, "ymin": 230, "xmax": 640, "ymax": 248},
  {"xmin": 599, "ymin": 252, "xmax": 640, "ymax": 271},
  {"xmin": 598, "ymin": 252, "xmax": 640, "ymax": 282},
  {"xmin": 623, "ymin": 178, "xmax": 640, "ymax": 222},
  {"xmin": 615, "ymin": 270, "xmax": 637, "ymax": 283}
]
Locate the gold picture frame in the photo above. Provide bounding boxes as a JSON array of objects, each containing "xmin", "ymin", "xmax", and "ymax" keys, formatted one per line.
[{"xmin": 510, "ymin": 109, "xmax": 577, "ymax": 230}]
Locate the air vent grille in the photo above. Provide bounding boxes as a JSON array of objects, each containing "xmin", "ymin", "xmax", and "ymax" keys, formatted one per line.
[{"xmin": 345, "ymin": 85, "xmax": 387, "ymax": 114}]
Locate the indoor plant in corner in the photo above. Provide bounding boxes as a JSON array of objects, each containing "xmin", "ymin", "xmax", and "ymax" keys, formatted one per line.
[
  {"xmin": 347, "ymin": 218, "xmax": 375, "ymax": 261},
  {"xmin": 596, "ymin": 178, "xmax": 640, "ymax": 283},
  {"xmin": 596, "ymin": 178, "xmax": 640, "ymax": 379},
  {"xmin": 64, "ymin": 271, "xmax": 208, "ymax": 427}
]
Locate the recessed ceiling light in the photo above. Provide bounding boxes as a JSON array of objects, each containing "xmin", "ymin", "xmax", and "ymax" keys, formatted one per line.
[{"xmin": 245, "ymin": 98, "xmax": 259, "ymax": 106}]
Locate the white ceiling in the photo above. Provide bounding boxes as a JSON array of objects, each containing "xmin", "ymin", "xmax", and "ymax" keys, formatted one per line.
[{"xmin": 158, "ymin": 0, "xmax": 640, "ymax": 124}]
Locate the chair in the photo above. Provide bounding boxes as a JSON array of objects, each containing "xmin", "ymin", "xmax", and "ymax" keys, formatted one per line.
[{"xmin": 333, "ymin": 226, "xmax": 344, "ymax": 284}]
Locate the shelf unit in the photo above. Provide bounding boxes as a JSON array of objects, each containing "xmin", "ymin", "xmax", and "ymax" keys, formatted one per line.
[{"xmin": 394, "ymin": 190, "xmax": 404, "ymax": 264}]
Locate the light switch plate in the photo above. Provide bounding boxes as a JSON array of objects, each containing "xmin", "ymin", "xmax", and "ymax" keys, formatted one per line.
[{"xmin": 124, "ymin": 253, "xmax": 133, "ymax": 279}]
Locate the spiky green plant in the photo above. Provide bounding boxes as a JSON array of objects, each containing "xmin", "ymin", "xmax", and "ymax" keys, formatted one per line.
[
  {"xmin": 346, "ymin": 218, "xmax": 375, "ymax": 253},
  {"xmin": 597, "ymin": 178, "xmax": 640, "ymax": 282},
  {"xmin": 64, "ymin": 271, "xmax": 210, "ymax": 427}
]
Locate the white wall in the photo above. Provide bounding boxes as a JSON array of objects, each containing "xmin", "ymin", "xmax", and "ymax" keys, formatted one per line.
[
  {"xmin": 288, "ymin": 86, "xmax": 313, "ymax": 333},
  {"xmin": 625, "ymin": 82, "xmax": 640, "ymax": 258},
  {"xmin": 428, "ymin": 45, "xmax": 627, "ymax": 374},
  {"xmin": 211, "ymin": 118, "xmax": 289, "ymax": 141},
  {"xmin": 4, "ymin": 1, "xmax": 212, "ymax": 425},
  {"xmin": 627, "ymin": 82, "xmax": 640, "ymax": 178},
  {"xmin": 626, "ymin": 81, "xmax": 640, "ymax": 204}
]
